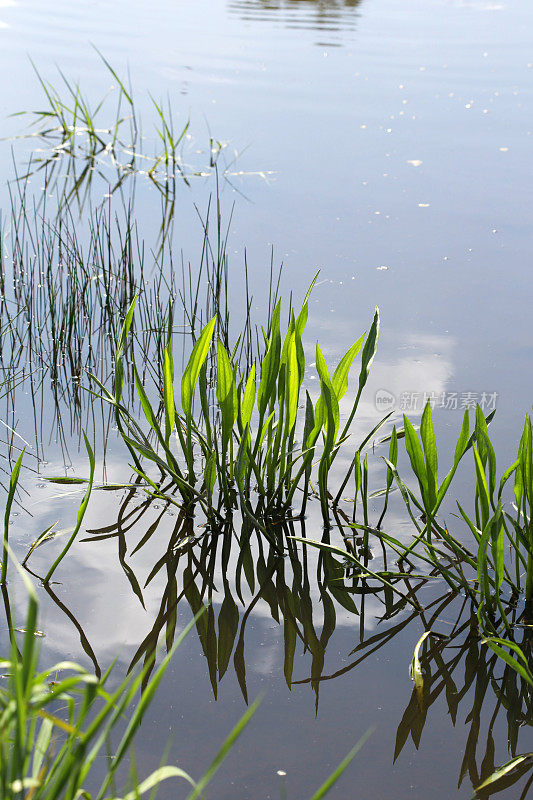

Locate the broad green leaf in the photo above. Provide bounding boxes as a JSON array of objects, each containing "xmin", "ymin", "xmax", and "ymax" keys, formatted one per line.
[
  {"xmin": 358, "ymin": 307, "xmax": 379, "ymax": 395},
  {"xmin": 204, "ymin": 453, "xmax": 216, "ymax": 494},
  {"xmin": 477, "ymin": 518, "xmax": 493, "ymax": 607},
  {"xmin": 285, "ymin": 332, "xmax": 300, "ymax": 432},
  {"xmin": 315, "ymin": 343, "xmax": 339, "ymax": 440},
  {"xmin": 32, "ymin": 716, "xmax": 54, "ymax": 779},
  {"xmin": 295, "ymin": 271, "xmax": 319, "ymax": 337},
  {"xmin": 476, "ymin": 405, "xmax": 497, "ymax": 504},
  {"xmin": 303, "ymin": 390, "xmax": 315, "ymax": 452},
  {"xmin": 403, "ymin": 416, "xmax": 428, "ymax": 504},
  {"xmin": 181, "ymin": 317, "xmax": 216, "ymax": 418},
  {"xmin": 473, "ymin": 445, "xmax": 490, "ymax": 529},
  {"xmin": 387, "ymin": 426, "xmax": 398, "ymax": 488},
  {"xmin": 279, "ymin": 312, "xmax": 295, "ymax": 372},
  {"xmin": 257, "ymin": 410, "xmax": 276, "ymax": 451},
  {"xmin": 118, "ymin": 766, "xmax": 196, "ymax": 799},
  {"xmin": 217, "ymin": 341, "xmax": 238, "ymax": 453},
  {"xmin": 454, "ymin": 408, "xmax": 470, "ymax": 464},
  {"xmin": 294, "ymin": 323, "xmax": 306, "ymax": 386},
  {"xmin": 114, "ymin": 295, "xmax": 138, "ymax": 403},
  {"xmin": 420, "ymin": 403, "xmax": 438, "ymax": 507},
  {"xmin": 337, "ymin": 309, "xmax": 380, "ymax": 445},
  {"xmin": 163, "ymin": 343, "xmax": 175, "ymax": 444},
  {"xmin": 410, "ymin": 631, "xmax": 431, "ymax": 711},
  {"xmin": 483, "ymin": 638, "xmax": 533, "ymax": 688},
  {"xmin": 498, "ymin": 459, "xmax": 518, "ymax": 502},
  {"xmin": 475, "ymin": 753, "xmax": 533, "ymax": 792},
  {"xmin": 435, "ymin": 409, "xmax": 470, "ymax": 509},
  {"xmin": 235, "ymin": 425, "xmax": 251, "ymax": 492},
  {"xmin": 257, "ymin": 300, "xmax": 281, "ymax": 417},
  {"xmin": 133, "ymin": 360, "xmax": 165, "ymax": 445},
  {"xmin": 493, "ymin": 511, "xmax": 504, "ymax": 591},
  {"xmin": 199, "ymin": 360, "xmax": 213, "ymax": 448},
  {"xmin": 240, "ymin": 364, "xmax": 256, "ymax": 429},
  {"xmin": 331, "ymin": 334, "xmax": 365, "ymax": 402}
]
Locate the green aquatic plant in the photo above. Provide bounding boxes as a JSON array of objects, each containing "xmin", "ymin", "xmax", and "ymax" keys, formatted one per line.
[
  {"xmin": 296, "ymin": 401, "xmax": 533, "ymax": 701},
  {"xmin": 394, "ymin": 406, "xmax": 533, "ymax": 679},
  {"xmin": 93, "ymin": 280, "xmax": 382, "ymax": 528},
  {"xmin": 9, "ymin": 53, "xmax": 218, "ymax": 209},
  {"xmin": 0, "ymin": 166, "xmax": 238, "ymax": 470}
]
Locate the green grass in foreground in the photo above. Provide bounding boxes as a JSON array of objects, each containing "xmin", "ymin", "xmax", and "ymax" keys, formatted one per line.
[{"xmin": 0, "ymin": 559, "xmax": 370, "ymax": 800}]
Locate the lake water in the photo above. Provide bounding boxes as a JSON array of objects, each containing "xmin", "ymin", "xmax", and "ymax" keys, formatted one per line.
[{"xmin": 1, "ymin": 0, "xmax": 533, "ymax": 797}]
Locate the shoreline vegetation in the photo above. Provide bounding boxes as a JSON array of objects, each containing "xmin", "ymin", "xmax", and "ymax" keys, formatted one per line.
[{"xmin": 1, "ymin": 61, "xmax": 532, "ymax": 799}]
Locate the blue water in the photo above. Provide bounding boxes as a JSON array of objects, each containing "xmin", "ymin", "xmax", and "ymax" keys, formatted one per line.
[{"xmin": 1, "ymin": 0, "xmax": 532, "ymax": 796}]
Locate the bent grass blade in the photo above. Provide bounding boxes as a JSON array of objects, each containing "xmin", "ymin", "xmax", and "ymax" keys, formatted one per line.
[
  {"xmin": 1, "ymin": 449, "xmax": 25, "ymax": 584},
  {"xmin": 43, "ymin": 432, "xmax": 95, "ymax": 583}
]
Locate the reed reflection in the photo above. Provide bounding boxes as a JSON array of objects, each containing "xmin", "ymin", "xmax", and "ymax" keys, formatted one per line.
[{"xmin": 228, "ymin": 0, "xmax": 363, "ymax": 45}]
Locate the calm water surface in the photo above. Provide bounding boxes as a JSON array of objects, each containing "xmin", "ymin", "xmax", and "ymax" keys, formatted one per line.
[{"xmin": 1, "ymin": 0, "xmax": 533, "ymax": 797}]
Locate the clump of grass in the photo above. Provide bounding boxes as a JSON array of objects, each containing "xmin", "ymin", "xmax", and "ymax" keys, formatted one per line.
[
  {"xmin": 0, "ymin": 558, "xmax": 203, "ymax": 800},
  {"xmin": 0, "ymin": 159, "xmax": 244, "ymax": 468},
  {"xmin": 393, "ymin": 405, "xmax": 533, "ymax": 679},
  {"xmin": 8, "ymin": 52, "xmax": 227, "ymax": 209},
  {"xmin": 297, "ymin": 400, "xmax": 533, "ymax": 694},
  {"xmin": 93, "ymin": 280, "xmax": 382, "ymax": 529}
]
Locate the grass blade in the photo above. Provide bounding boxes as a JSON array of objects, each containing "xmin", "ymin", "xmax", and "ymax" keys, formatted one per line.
[{"xmin": 1, "ymin": 449, "xmax": 25, "ymax": 584}]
